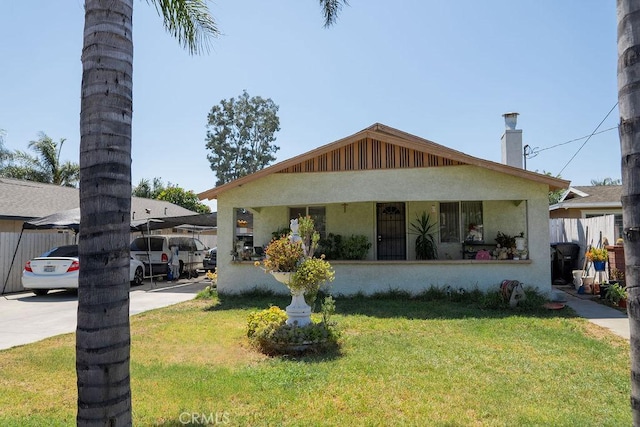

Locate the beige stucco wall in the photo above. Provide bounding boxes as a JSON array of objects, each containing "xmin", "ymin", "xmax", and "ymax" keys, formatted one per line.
[{"xmin": 214, "ymin": 165, "xmax": 552, "ymax": 296}]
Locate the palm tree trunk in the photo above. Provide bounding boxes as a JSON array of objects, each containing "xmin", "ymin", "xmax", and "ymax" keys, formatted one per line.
[
  {"xmin": 617, "ymin": 1, "xmax": 640, "ymax": 424},
  {"xmin": 77, "ymin": 0, "xmax": 133, "ymax": 425}
]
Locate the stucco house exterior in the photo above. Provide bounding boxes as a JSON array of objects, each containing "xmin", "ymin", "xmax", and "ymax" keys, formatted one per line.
[{"xmin": 199, "ymin": 120, "xmax": 569, "ymax": 296}]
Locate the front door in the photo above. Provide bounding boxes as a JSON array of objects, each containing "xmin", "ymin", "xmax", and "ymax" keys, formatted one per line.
[{"xmin": 376, "ymin": 202, "xmax": 406, "ymax": 260}]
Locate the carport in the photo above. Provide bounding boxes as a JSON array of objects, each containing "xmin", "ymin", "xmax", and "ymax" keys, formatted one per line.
[{"xmin": 1, "ymin": 208, "xmax": 216, "ymax": 294}]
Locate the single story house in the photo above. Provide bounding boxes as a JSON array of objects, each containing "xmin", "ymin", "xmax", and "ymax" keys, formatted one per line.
[
  {"xmin": 0, "ymin": 177, "xmax": 216, "ymax": 293},
  {"xmin": 199, "ymin": 119, "xmax": 569, "ymax": 296},
  {"xmin": 549, "ymin": 185, "xmax": 623, "ymax": 241},
  {"xmin": 0, "ymin": 177, "xmax": 204, "ymax": 233}
]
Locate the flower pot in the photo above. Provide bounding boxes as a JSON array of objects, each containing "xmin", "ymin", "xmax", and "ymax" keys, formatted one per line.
[
  {"xmin": 593, "ymin": 261, "xmax": 606, "ymax": 272},
  {"xmin": 619, "ymin": 298, "xmax": 627, "ymax": 309},
  {"xmin": 270, "ymin": 271, "xmax": 293, "ymax": 285},
  {"xmin": 572, "ymin": 270, "xmax": 584, "ymax": 290}
]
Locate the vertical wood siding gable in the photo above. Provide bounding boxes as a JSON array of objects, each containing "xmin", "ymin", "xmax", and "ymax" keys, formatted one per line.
[{"xmin": 277, "ymin": 137, "xmax": 465, "ymax": 173}]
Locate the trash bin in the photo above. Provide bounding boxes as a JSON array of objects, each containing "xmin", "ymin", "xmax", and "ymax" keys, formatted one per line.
[{"xmin": 551, "ymin": 243, "xmax": 580, "ymax": 284}]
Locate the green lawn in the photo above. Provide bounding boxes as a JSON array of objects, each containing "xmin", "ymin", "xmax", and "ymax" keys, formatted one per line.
[{"xmin": 0, "ymin": 292, "xmax": 631, "ymax": 426}]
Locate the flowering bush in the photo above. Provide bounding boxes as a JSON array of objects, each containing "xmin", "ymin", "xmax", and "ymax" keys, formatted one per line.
[
  {"xmin": 257, "ymin": 216, "xmax": 334, "ymax": 295},
  {"xmin": 261, "ymin": 236, "xmax": 304, "ymax": 273},
  {"xmin": 291, "ymin": 256, "xmax": 334, "ymax": 293},
  {"xmin": 246, "ymin": 297, "xmax": 340, "ymax": 355},
  {"xmin": 247, "ymin": 306, "xmax": 288, "ymax": 337},
  {"xmin": 205, "ymin": 268, "xmax": 217, "ymax": 283},
  {"xmin": 586, "ymin": 247, "xmax": 608, "ymax": 262}
]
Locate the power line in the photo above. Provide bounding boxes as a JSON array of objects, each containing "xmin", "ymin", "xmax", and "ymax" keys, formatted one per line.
[
  {"xmin": 557, "ymin": 102, "xmax": 618, "ymax": 176},
  {"xmin": 532, "ymin": 125, "xmax": 618, "ymax": 154}
]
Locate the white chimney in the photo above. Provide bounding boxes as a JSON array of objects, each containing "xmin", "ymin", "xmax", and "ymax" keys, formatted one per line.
[{"xmin": 501, "ymin": 112, "xmax": 522, "ymax": 168}]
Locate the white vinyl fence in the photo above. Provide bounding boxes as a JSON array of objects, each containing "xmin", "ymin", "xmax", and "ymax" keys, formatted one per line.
[
  {"xmin": 549, "ymin": 214, "xmax": 616, "ymax": 267},
  {"xmin": 1, "ymin": 231, "xmax": 76, "ymax": 294}
]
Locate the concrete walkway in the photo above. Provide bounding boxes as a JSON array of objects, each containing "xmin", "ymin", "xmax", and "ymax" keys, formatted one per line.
[{"xmin": 553, "ymin": 287, "xmax": 630, "ymax": 340}]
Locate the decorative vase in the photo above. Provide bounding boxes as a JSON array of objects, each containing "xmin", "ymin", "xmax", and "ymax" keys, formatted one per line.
[
  {"xmin": 271, "ymin": 271, "xmax": 293, "ymax": 285},
  {"xmin": 285, "ymin": 288, "xmax": 312, "ymax": 327},
  {"xmin": 270, "ymin": 272, "xmax": 312, "ymax": 326},
  {"xmin": 593, "ymin": 261, "xmax": 606, "ymax": 271},
  {"xmin": 572, "ymin": 270, "xmax": 584, "ymax": 291}
]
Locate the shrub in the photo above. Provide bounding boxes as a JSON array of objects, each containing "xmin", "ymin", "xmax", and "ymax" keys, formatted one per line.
[
  {"xmin": 246, "ymin": 298, "xmax": 340, "ymax": 356},
  {"xmin": 196, "ymin": 285, "xmax": 217, "ymax": 300},
  {"xmin": 317, "ymin": 233, "xmax": 371, "ymax": 260},
  {"xmin": 247, "ymin": 306, "xmax": 288, "ymax": 338},
  {"xmin": 341, "ymin": 235, "xmax": 372, "ymax": 260}
]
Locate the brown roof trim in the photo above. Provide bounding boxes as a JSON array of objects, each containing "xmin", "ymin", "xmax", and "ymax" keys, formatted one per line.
[{"xmin": 198, "ymin": 123, "xmax": 570, "ymax": 200}]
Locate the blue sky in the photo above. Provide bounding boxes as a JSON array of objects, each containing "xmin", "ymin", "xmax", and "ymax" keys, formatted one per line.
[{"xmin": 0, "ymin": 1, "xmax": 619, "ymax": 209}]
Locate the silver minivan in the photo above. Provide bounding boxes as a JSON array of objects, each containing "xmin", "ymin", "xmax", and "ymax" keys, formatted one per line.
[{"xmin": 130, "ymin": 235, "xmax": 206, "ymax": 278}]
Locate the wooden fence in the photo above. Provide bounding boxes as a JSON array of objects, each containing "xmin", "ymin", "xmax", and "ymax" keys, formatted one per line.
[
  {"xmin": 1, "ymin": 231, "xmax": 76, "ymax": 294},
  {"xmin": 549, "ymin": 214, "xmax": 616, "ymax": 265}
]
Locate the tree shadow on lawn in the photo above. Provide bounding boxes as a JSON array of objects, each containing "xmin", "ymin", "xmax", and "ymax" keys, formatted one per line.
[{"xmin": 203, "ymin": 288, "xmax": 578, "ymax": 321}]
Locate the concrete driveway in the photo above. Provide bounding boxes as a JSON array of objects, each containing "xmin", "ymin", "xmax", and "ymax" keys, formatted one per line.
[{"xmin": 0, "ymin": 278, "xmax": 209, "ymax": 351}]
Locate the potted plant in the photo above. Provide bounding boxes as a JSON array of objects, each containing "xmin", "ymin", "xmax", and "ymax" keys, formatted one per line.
[
  {"xmin": 256, "ymin": 216, "xmax": 334, "ymax": 326},
  {"xmin": 610, "ymin": 267, "xmax": 625, "ymax": 286},
  {"xmin": 605, "ymin": 282, "xmax": 627, "ymax": 308},
  {"xmin": 493, "ymin": 232, "xmax": 523, "ymax": 259},
  {"xmin": 409, "ymin": 211, "xmax": 438, "ymax": 260},
  {"xmin": 586, "ymin": 247, "xmax": 608, "ymax": 271}
]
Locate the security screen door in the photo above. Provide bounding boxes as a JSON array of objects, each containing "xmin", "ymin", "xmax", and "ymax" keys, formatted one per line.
[{"xmin": 376, "ymin": 202, "xmax": 406, "ymax": 260}]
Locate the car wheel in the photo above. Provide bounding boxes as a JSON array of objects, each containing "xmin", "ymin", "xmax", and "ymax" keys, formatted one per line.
[
  {"xmin": 33, "ymin": 289, "xmax": 49, "ymax": 296},
  {"xmin": 131, "ymin": 266, "xmax": 144, "ymax": 287}
]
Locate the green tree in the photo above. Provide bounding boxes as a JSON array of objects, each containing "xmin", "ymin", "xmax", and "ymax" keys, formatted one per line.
[
  {"xmin": 618, "ymin": 2, "xmax": 640, "ymax": 423},
  {"xmin": 77, "ymin": 1, "xmax": 345, "ymax": 425},
  {"xmin": 538, "ymin": 171, "xmax": 566, "ymax": 205},
  {"xmin": 133, "ymin": 177, "xmax": 211, "ymax": 213},
  {"xmin": 0, "ymin": 129, "xmax": 11, "ymax": 169},
  {"xmin": 205, "ymin": 90, "xmax": 281, "ymax": 186},
  {"xmin": 132, "ymin": 177, "xmax": 165, "ymax": 199},
  {"xmin": 1, "ymin": 132, "xmax": 79, "ymax": 187},
  {"xmin": 590, "ymin": 177, "xmax": 622, "ymax": 186},
  {"xmin": 157, "ymin": 185, "xmax": 211, "ymax": 213}
]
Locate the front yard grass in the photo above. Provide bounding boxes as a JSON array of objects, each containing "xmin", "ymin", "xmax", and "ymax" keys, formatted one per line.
[{"xmin": 0, "ymin": 291, "xmax": 631, "ymax": 426}]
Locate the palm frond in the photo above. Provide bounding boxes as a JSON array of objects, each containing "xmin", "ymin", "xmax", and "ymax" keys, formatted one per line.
[
  {"xmin": 318, "ymin": 0, "xmax": 349, "ymax": 27},
  {"xmin": 148, "ymin": 0, "xmax": 219, "ymax": 55}
]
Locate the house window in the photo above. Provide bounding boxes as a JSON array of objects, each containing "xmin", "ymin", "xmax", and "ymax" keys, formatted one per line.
[
  {"xmin": 439, "ymin": 201, "xmax": 483, "ymax": 243},
  {"xmin": 440, "ymin": 202, "xmax": 459, "ymax": 243},
  {"xmin": 289, "ymin": 206, "xmax": 326, "ymax": 238}
]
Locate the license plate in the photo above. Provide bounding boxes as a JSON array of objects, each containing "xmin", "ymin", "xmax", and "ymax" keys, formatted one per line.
[{"xmin": 44, "ymin": 265, "xmax": 55, "ymax": 272}]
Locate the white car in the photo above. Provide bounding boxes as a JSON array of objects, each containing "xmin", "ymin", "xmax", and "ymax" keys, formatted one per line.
[{"xmin": 21, "ymin": 245, "xmax": 145, "ymax": 296}]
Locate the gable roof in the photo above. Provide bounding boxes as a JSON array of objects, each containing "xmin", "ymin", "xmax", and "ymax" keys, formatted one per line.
[
  {"xmin": 198, "ymin": 123, "xmax": 570, "ymax": 200},
  {"xmin": 550, "ymin": 185, "xmax": 622, "ymax": 211},
  {"xmin": 0, "ymin": 177, "xmax": 198, "ymax": 221}
]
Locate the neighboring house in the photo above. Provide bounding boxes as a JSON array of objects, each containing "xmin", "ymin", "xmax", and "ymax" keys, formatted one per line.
[
  {"xmin": 549, "ymin": 185, "xmax": 623, "ymax": 241},
  {"xmin": 0, "ymin": 177, "xmax": 203, "ymax": 232},
  {"xmin": 199, "ymin": 120, "xmax": 569, "ymax": 296},
  {"xmin": 0, "ymin": 177, "xmax": 216, "ymax": 294}
]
